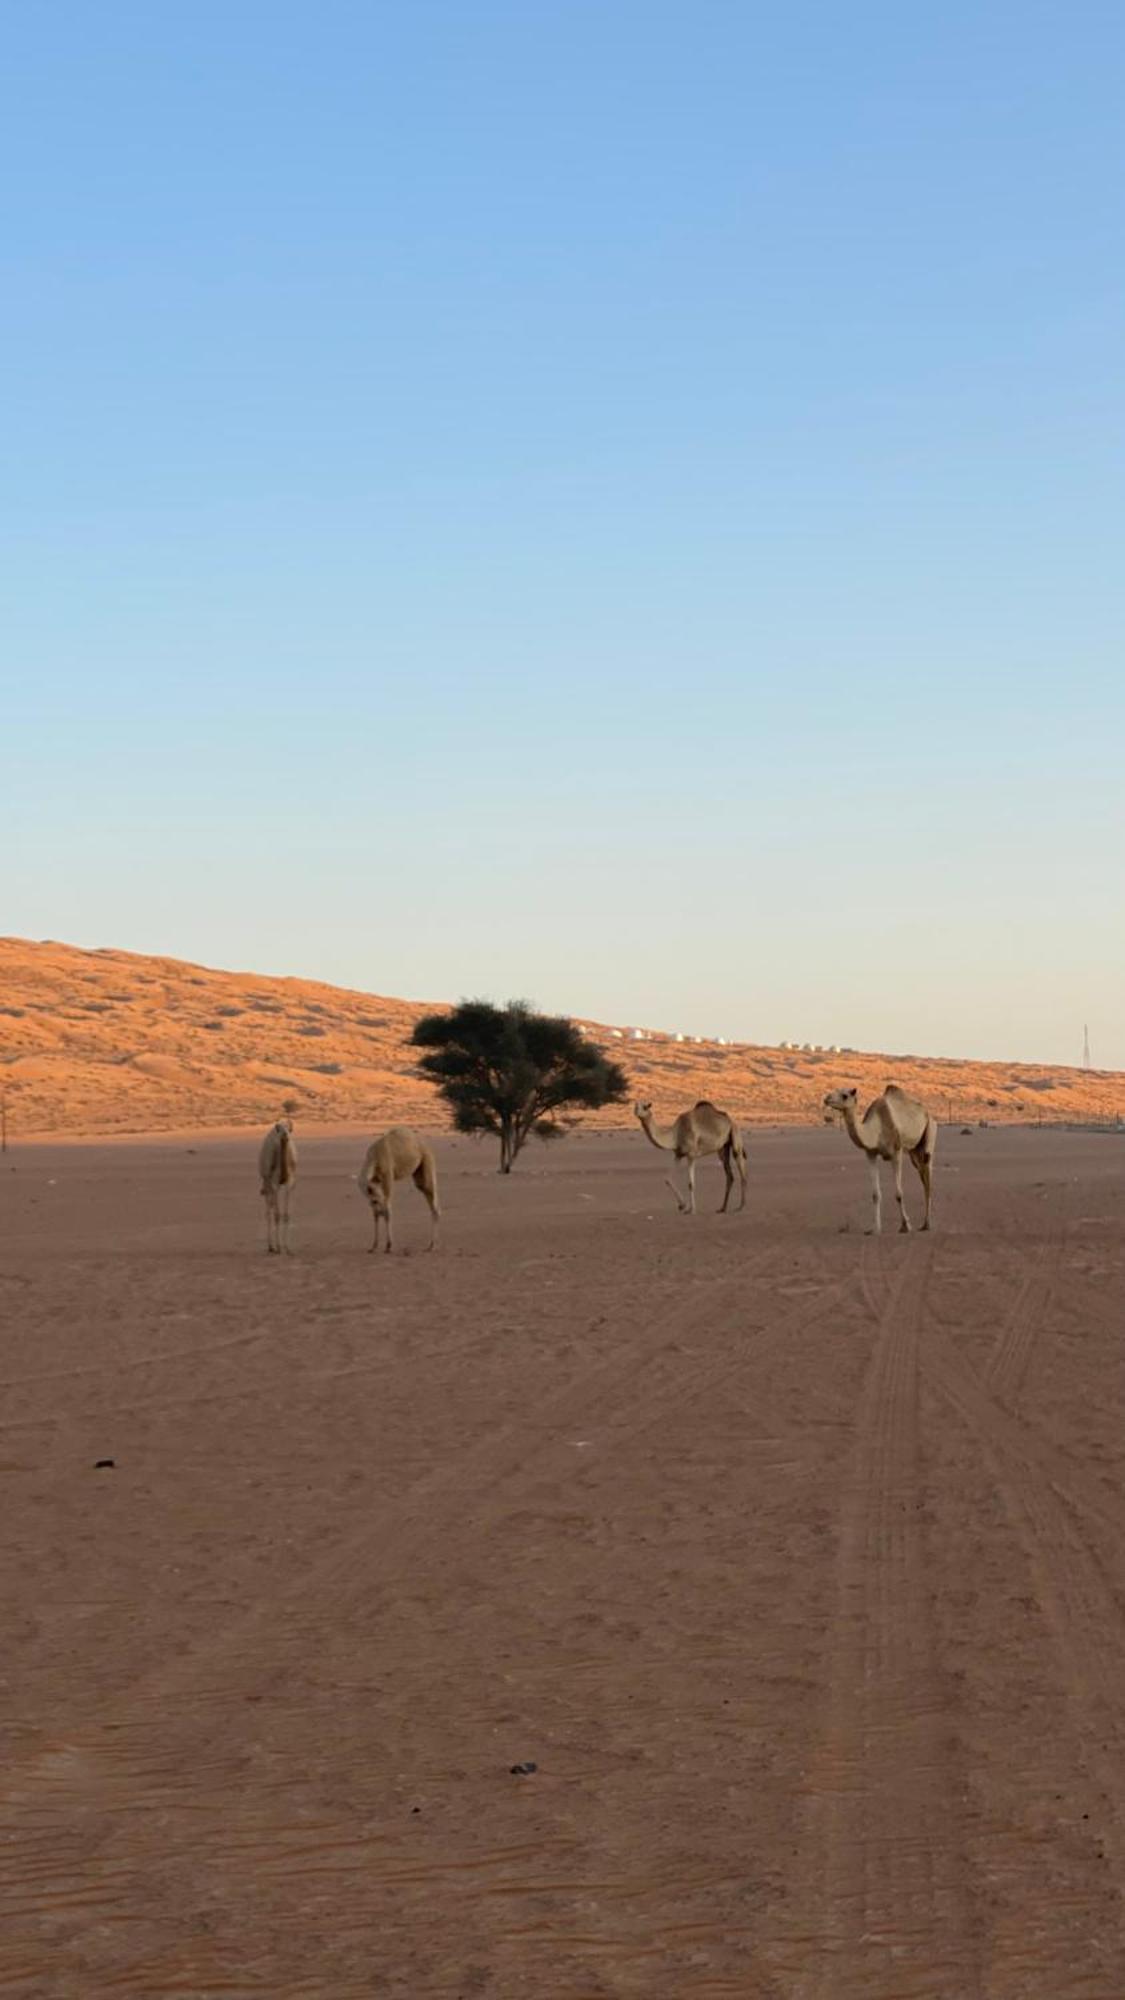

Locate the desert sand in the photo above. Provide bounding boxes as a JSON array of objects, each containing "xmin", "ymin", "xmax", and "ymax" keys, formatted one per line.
[
  {"xmin": 3, "ymin": 1122, "xmax": 1125, "ymax": 1996},
  {"xmin": 2, "ymin": 936, "xmax": 1121, "ymax": 1137}
]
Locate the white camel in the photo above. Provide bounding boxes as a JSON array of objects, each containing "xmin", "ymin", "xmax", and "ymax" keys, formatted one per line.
[
  {"xmin": 822, "ymin": 1082, "xmax": 936, "ymax": 1234},
  {"xmin": 259, "ymin": 1118, "xmax": 297, "ymax": 1254},
  {"xmin": 359, "ymin": 1126, "xmax": 440, "ymax": 1254},
  {"xmin": 633, "ymin": 1099, "xmax": 747, "ymax": 1215}
]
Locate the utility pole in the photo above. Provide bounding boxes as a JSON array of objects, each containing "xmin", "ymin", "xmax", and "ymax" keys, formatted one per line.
[{"xmin": 1084, "ymin": 1023, "xmax": 1092, "ymax": 1070}]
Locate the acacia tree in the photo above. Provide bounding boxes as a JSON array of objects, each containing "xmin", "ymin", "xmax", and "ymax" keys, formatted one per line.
[{"xmin": 411, "ymin": 1000, "xmax": 629, "ymax": 1173}]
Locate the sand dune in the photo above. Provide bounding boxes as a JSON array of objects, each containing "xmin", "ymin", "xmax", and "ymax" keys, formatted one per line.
[{"xmin": 1, "ymin": 935, "xmax": 1120, "ymax": 1138}]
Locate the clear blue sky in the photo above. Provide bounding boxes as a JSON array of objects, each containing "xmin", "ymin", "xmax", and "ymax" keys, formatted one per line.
[{"xmin": 4, "ymin": 2, "xmax": 1123, "ymax": 1068}]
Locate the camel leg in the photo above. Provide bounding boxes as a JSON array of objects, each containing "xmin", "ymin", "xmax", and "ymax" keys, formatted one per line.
[
  {"xmin": 914, "ymin": 1153, "xmax": 932, "ymax": 1230},
  {"xmin": 718, "ymin": 1145, "xmax": 734, "ymax": 1214},
  {"xmin": 383, "ymin": 1192, "xmax": 394, "ymax": 1254},
  {"xmin": 685, "ymin": 1158, "xmax": 697, "ymax": 1215},
  {"xmin": 366, "ymin": 1192, "xmax": 381, "ymax": 1253},
  {"xmin": 279, "ymin": 1183, "xmax": 293, "ymax": 1254},
  {"xmin": 893, "ymin": 1148, "xmax": 911, "ymax": 1233},
  {"xmin": 912, "ymin": 1127, "xmax": 935, "ymax": 1230},
  {"xmin": 866, "ymin": 1154, "xmax": 882, "ymax": 1234},
  {"xmin": 264, "ymin": 1187, "xmax": 278, "ymax": 1254},
  {"xmin": 414, "ymin": 1163, "xmax": 440, "ymax": 1250},
  {"xmin": 663, "ymin": 1166, "xmax": 688, "ymax": 1213}
]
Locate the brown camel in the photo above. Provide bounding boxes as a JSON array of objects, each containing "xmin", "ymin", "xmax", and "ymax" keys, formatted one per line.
[
  {"xmin": 823, "ymin": 1082, "xmax": 936, "ymax": 1233},
  {"xmin": 359, "ymin": 1126, "xmax": 440, "ymax": 1253},
  {"xmin": 258, "ymin": 1118, "xmax": 296, "ymax": 1254},
  {"xmin": 633, "ymin": 1099, "xmax": 748, "ymax": 1215}
]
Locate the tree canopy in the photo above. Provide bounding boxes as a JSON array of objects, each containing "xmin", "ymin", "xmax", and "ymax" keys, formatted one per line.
[{"xmin": 411, "ymin": 1000, "xmax": 629, "ymax": 1172}]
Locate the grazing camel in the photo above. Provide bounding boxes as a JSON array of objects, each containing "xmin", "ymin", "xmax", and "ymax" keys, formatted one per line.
[
  {"xmin": 359, "ymin": 1126, "xmax": 440, "ymax": 1253},
  {"xmin": 822, "ymin": 1082, "xmax": 936, "ymax": 1234},
  {"xmin": 633, "ymin": 1099, "xmax": 747, "ymax": 1215},
  {"xmin": 259, "ymin": 1118, "xmax": 297, "ymax": 1254}
]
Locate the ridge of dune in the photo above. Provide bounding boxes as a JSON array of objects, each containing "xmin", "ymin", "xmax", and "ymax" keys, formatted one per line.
[{"xmin": 0, "ymin": 935, "xmax": 1119, "ymax": 1138}]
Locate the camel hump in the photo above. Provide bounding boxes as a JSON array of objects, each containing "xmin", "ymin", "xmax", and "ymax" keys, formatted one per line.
[
  {"xmin": 693, "ymin": 1099, "xmax": 721, "ymax": 1114},
  {"xmin": 883, "ymin": 1082, "xmax": 905, "ymax": 1098}
]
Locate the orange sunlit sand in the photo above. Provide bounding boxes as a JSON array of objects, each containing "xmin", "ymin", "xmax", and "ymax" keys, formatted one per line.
[{"xmin": 2, "ymin": 935, "xmax": 1119, "ymax": 1139}]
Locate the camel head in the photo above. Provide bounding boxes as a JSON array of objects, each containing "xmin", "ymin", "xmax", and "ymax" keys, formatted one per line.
[
  {"xmin": 362, "ymin": 1177, "xmax": 389, "ymax": 1218},
  {"xmin": 633, "ymin": 1100, "xmax": 654, "ymax": 1123},
  {"xmin": 822, "ymin": 1087, "xmax": 857, "ymax": 1125}
]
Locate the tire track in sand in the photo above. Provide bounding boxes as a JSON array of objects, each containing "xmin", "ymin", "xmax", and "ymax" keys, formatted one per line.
[
  {"xmin": 788, "ymin": 1238, "xmax": 980, "ymax": 1999},
  {"xmin": 985, "ymin": 1198, "xmax": 1070, "ymax": 1406},
  {"xmin": 864, "ymin": 1209, "xmax": 1125, "ymax": 1982},
  {"xmin": 922, "ymin": 1323, "xmax": 1125, "ymax": 1846}
]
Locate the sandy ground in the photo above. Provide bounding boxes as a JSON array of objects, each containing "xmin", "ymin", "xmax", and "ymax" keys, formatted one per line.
[{"xmin": 2, "ymin": 1125, "xmax": 1125, "ymax": 1998}]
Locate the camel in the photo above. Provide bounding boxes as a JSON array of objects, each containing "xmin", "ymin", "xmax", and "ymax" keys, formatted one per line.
[
  {"xmin": 359, "ymin": 1126, "xmax": 440, "ymax": 1253},
  {"xmin": 822, "ymin": 1082, "xmax": 936, "ymax": 1234},
  {"xmin": 633, "ymin": 1100, "xmax": 747, "ymax": 1215},
  {"xmin": 258, "ymin": 1118, "xmax": 297, "ymax": 1254}
]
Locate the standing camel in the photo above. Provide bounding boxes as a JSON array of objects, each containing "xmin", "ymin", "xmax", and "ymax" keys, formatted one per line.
[
  {"xmin": 633, "ymin": 1100, "xmax": 747, "ymax": 1215},
  {"xmin": 359, "ymin": 1127, "xmax": 440, "ymax": 1253},
  {"xmin": 822, "ymin": 1083, "xmax": 936, "ymax": 1234},
  {"xmin": 259, "ymin": 1118, "xmax": 297, "ymax": 1254}
]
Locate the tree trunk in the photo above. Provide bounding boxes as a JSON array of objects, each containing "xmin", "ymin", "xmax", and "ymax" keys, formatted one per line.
[{"xmin": 499, "ymin": 1123, "xmax": 512, "ymax": 1174}]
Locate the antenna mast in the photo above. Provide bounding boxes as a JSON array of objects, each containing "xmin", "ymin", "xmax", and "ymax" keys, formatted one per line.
[{"xmin": 1083, "ymin": 1023, "xmax": 1092, "ymax": 1070}]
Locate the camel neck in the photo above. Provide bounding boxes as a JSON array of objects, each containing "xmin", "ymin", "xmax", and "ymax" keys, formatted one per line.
[{"xmin": 841, "ymin": 1103, "xmax": 873, "ymax": 1152}]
